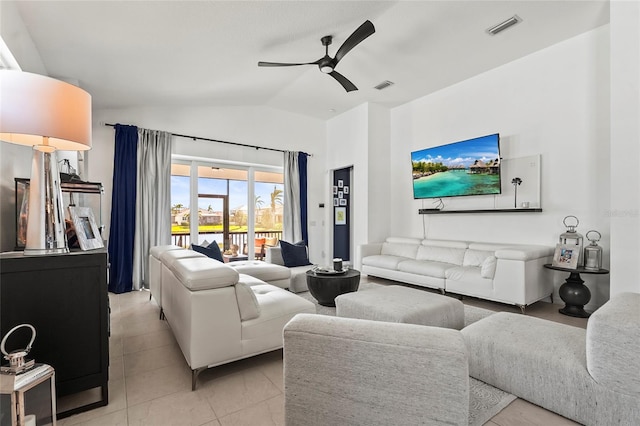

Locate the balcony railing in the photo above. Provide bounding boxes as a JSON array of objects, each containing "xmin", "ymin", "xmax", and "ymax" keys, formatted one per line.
[{"xmin": 171, "ymin": 230, "xmax": 282, "ymax": 256}]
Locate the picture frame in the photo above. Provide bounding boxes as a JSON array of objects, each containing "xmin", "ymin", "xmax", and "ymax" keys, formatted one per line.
[
  {"xmin": 68, "ymin": 206, "xmax": 103, "ymax": 251},
  {"xmin": 343, "ymin": 186, "xmax": 349, "ymax": 194},
  {"xmin": 333, "ymin": 186, "xmax": 338, "ymax": 195},
  {"xmin": 338, "ymin": 191, "xmax": 343, "ymax": 199},
  {"xmin": 552, "ymin": 243, "xmax": 579, "ymax": 269},
  {"xmin": 333, "ymin": 198, "xmax": 339, "ymax": 206},
  {"xmin": 339, "ymin": 198, "xmax": 347, "ymax": 206},
  {"xmin": 335, "ymin": 207, "xmax": 347, "ymax": 225},
  {"xmin": 337, "ymin": 180, "xmax": 344, "ymax": 188}
]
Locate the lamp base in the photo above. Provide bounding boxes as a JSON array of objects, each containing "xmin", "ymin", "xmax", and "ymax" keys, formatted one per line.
[{"xmin": 24, "ymin": 145, "xmax": 69, "ymax": 255}]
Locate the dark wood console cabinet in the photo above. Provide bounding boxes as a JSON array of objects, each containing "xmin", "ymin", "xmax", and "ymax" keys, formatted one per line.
[{"xmin": 0, "ymin": 250, "xmax": 109, "ymax": 418}]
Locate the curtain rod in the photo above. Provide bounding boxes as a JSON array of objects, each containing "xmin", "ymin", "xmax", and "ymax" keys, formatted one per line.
[{"xmin": 103, "ymin": 122, "xmax": 310, "ymax": 156}]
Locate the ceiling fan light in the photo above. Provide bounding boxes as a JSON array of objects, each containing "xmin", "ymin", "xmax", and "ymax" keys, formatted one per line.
[{"xmin": 320, "ymin": 65, "xmax": 333, "ymax": 73}]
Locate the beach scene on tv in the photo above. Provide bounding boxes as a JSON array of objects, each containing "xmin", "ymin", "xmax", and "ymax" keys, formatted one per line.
[{"xmin": 412, "ymin": 134, "xmax": 501, "ymax": 199}]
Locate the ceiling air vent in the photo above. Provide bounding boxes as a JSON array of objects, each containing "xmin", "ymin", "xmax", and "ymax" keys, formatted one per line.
[
  {"xmin": 374, "ymin": 80, "xmax": 394, "ymax": 90},
  {"xmin": 486, "ymin": 15, "xmax": 522, "ymax": 35}
]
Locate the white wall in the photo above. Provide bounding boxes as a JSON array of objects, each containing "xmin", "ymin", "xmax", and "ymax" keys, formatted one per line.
[
  {"xmin": 86, "ymin": 105, "xmax": 326, "ymax": 261},
  {"xmin": 386, "ymin": 26, "xmax": 612, "ymax": 309},
  {"xmin": 325, "ymin": 103, "xmax": 391, "ymax": 265},
  {"xmin": 609, "ymin": 0, "xmax": 640, "ymax": 296}
]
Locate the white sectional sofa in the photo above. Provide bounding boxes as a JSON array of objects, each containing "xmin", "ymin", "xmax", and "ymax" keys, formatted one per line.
[
  {"xmin": 154, "ymin": 247, "xmax": 315, "ymax": 389},
  {"xmin": 265, "ymin": 246, "xmax": 314, "ymax": 293},
  {"xmin": 358, "ymin": 237, "xmax": 554, "ymax": 312}
]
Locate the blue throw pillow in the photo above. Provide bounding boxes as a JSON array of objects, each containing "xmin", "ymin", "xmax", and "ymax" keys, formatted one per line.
[
  {"xmin": 279, "ymin": 240, "xmax": 311, "ymax": 268},
  {"xmin": 192, "ymin": 241, "xmax": 224, "ymax": 263}
]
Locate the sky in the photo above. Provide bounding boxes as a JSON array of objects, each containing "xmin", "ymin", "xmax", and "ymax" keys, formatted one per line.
[
  {"xmin": 171, "ymin": 176, "xmax": 283, "ymax": 212},
  {"xmin": 411, "ymin": 133, "xmax": 500, "ymax": 168}
]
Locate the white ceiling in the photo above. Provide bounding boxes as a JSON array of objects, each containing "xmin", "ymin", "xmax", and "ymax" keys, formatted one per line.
[{"xmin": 5, "ymin": 1, "xmax": 609, "ymax": 121}]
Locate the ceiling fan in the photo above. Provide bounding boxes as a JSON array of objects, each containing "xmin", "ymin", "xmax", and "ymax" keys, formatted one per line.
[{"xmin": 258, "ymin": 20, "xmax": 375, "ymax": 92}]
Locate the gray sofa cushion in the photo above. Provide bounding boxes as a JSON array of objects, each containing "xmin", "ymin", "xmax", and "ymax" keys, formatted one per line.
[{"xmin": 462, "ymin": 312, "xmax": 640, "ymax": 425}]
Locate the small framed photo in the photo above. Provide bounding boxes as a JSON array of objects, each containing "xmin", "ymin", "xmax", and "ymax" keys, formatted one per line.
[
  {"xmin": 335, "ymin": 207, "xmax": 347, "ymax": 225},
  {"xmin": 552, "ymin": 244, "xmax": 579, "ymax": 269},
  {"xmin": 338, "ymin": 191, "xmax": 343, "ymax": 199},
  {"xmin": 343, "ymin": 186, "xmax": 349, "ymax": 194},
  {"xmin": 333, "ymin": 186, "xmax": 338, "ymax": 195},
  {"xmin": 68, "ymin": 206, "xmax": 103, "ymax": 251},
  {"xmin": 333, "ymin": 198, "xmax": 339, "ymax": 206},
  {"xmin": 339, "ymin": 198, "xmax": 347, "ymax": 206},
  {"xmin": 337, "ymin": 180, "xmax": 344, "ymax": 188}
]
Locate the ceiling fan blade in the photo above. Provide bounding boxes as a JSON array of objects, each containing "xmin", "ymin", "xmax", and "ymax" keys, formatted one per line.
[
  {"xmin": 258, "ymin": 60, "xmax": 320, "ymax": 67},
  {"xmin": 334, "ymin": 20, "xmax": 375, "ymax": 65},
  {"xmin": 329, "ymin": 71, "xmax": 358, "ymax": 92}
]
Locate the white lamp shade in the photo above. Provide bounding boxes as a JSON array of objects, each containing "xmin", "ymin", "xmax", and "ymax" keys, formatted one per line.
[{"xmin": 0, "ymin": 70, "xmax": 92, "ymax": 150}]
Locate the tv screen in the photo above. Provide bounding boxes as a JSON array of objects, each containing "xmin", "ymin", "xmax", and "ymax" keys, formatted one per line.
[{"xmin": 412, "ymin": 133, "xmax": 501, "ymax": 199}]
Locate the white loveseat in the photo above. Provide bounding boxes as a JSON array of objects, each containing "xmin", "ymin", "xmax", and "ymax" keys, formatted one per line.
[
  {"xmin": 358, "ymin": 237, "xmax": 554, "ymax": 311},
  {"xmin": 156, "ymin": 249, "xmax": 315, "ymax": 389}
]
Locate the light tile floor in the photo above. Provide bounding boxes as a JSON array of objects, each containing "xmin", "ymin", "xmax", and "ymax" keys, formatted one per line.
[{"xmin": 58, "ymin": 276, "xmax": 585, "ymax": 425}]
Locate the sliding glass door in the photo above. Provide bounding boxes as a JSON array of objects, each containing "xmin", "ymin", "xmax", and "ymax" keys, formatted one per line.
[{"xmin": 170, "ymin": 160, "xmax": 283, "ymax": 260}]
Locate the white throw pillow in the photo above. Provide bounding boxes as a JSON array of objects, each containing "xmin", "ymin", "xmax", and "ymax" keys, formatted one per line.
[
  {"xmin": 235, "ymin": 282, "xmax": 261, "ymax": 321},
  {"xmin": 480, "ymin": 255, "xmax": 497, "ymax": 279}
]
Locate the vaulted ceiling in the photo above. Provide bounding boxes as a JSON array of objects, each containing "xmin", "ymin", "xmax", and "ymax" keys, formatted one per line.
[{"xmin": 3, "ymin": 1, "xmax": 609, "ymax": 120}]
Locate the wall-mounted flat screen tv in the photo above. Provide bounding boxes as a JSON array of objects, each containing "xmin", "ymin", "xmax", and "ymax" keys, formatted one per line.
[{"xmin": 412, "ymin": 133, "xmax": 501, "ymax": 199}]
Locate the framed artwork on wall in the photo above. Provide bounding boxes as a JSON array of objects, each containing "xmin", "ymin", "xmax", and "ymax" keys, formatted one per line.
[
  {"xmin": 335, "ymin": 207, "xmax": 347, "ymax": 225},
  {"xmin": 68, "ymin": 206, "xmax": 104, "ymax": 250}
]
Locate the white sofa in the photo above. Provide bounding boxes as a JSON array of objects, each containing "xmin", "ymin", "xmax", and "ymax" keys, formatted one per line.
[
  {"xmin": 157, "ymin": 250, "xmax": 315, "ymax": 389},
  {"xmin": 358, "ymin": 237, "xmax": 554, "ymax": 312}
]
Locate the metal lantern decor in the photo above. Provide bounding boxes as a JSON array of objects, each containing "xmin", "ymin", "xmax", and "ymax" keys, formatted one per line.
[
  {"xmin": 559, "ymin": 215, "xmax": 584, "ymax": 267},
  {"xmin": 584, "ymin": 230, "xmax": 603, "ymax": 271}
]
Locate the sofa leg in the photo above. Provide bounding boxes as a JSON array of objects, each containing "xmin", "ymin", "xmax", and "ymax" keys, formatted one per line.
[
  {"xmin": 149, "ymin": 292, "xmax": 152, "ymax": 301},
  {"xmin": 159, "ymin": 308, "xmax": 165, "ymax": 320},
  {"xmin": 517, "ymin": 304, "xmax": 526, "ymax": 314},
  {"xmin": 192, "ymin": 367, "xmax": 206, "ymax": 391},
  {"xmin": 439, "ymin": 288, "xmax": 446, "ymax": 295},
  {"xmin": 550, "ymin": 292, "xmax": 554, "ymax": 304}
]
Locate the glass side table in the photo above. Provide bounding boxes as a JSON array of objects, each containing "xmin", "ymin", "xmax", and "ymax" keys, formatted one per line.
[
  {"xmin": 544, "ymin": 264, "xmax": 610, "ymax": 318},
  {"xmin": 0, "ymin": 363, "xmax": 56, "ymax": 426}
]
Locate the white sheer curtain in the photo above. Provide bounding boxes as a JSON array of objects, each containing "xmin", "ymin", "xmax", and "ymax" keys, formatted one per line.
[
  {"xmin": 132, "ymin": 129, "xmax": 172, "ymax": 290},
  {"xmin": 283, "ymin": 151, "xmax": 302, "ymax": 242}
]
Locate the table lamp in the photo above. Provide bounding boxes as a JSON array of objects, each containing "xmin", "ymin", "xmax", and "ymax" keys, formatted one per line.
[{"xmin": 0, "ymin": 70, "xmax": 92, "ymax": 255}]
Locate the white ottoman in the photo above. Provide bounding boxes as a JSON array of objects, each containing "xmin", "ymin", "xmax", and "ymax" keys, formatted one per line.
[
  {"xmin": 227, "ymin": 261, "xmax": 291, "ymax": 290},
  {"xmin": 335, "ymin": 285, "xmax": 465, "ymax": 330}
]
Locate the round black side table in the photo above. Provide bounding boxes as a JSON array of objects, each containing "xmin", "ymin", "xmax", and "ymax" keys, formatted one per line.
[
  {"xmin": 306, "ymin": 268, "xmax": 361, "ymax": 307},
  {"xmin": 544, "ymin": 264, "xmax": 609, "ymax": 318}
]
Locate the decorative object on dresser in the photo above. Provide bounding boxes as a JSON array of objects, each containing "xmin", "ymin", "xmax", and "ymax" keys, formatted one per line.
[
  {"xmin": 0, "ymin": 70, "xmax": 92, "ymax": 255},
  {"xmin": 67, "ymin": 206, "xmax": 103, "ymax": 251}
]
